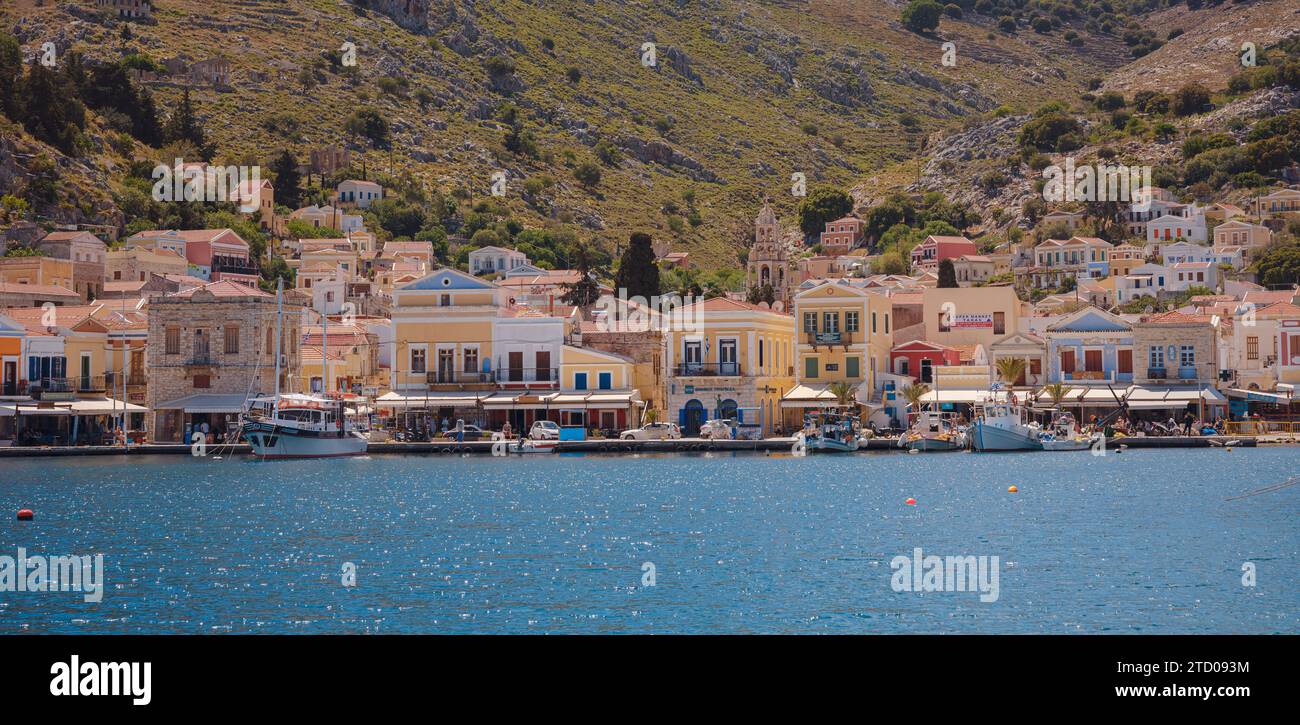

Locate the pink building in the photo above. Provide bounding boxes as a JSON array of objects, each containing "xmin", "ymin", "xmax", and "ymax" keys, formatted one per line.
[
  {"xmin": 890, "ymin": 339, "xmax": 961, "ymax": 383},
  {"xmin": 820, "ymin": 216, "xmax": 864, "ymax": 256},
  {"xmin": 910, "ymin": 235, "xmax": 978, "ymax": 272}
]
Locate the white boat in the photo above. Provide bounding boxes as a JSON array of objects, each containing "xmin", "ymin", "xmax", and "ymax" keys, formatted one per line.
[
  {"xmin": 508, "ymin": 438, "xmax": 557, "ymax": 454},
  {"xmin": 1038, "ymin": 411, "xmax": 1099, "ymax": 451},
  {"xmin": 240, "ymin": 279, "xmax": 369, "ymax": 459},
  {"xmin": 970, "ymin": 385, "xmax": 1042, "ymax": 452},
  {"xmin": 242, "ymin": 394, "xmax": 369, "ymax": 458},
  {"xmin": 803, "ymin": 411, "xmax": 860, "ymax": 452},
  {"xmin": 899, "ymin": 408, "xmax": 968, "ymax": 452}
]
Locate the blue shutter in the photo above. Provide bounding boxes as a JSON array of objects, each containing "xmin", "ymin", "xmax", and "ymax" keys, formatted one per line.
[
  {"xmin": 599, "ymin": 372, "xmax": 611, "ymax": 390},
  {"xmin": 574, "ymin": 372, "xmax": 587, "ymax": 391}
]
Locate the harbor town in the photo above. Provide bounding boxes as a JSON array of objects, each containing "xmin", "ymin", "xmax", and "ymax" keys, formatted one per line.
[{"xmin": 3, "ymin": 195, "xmax": 1299, "ymax": 455}]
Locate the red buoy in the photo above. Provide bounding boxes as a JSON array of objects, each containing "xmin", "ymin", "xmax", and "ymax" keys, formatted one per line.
[
  {"xmin": 905, "ymin": 498, "xmax": 916, "ymax": 506},
  {"xmin": 16, "ymin": 509, "xmax": 33, "ymax": 521}
]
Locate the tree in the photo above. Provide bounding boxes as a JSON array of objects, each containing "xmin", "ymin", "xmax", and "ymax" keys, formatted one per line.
[
  {"xmin": 995, "ymin": 357, "xmax": 1027, "ymax": 386},
  {"xmin": 344, "ymin": 108, "xmax": 391, "ymax": 149},
  {"xmin": 561, "ymin": 242, "xmax": 603, "ymax": 307},
  {"xmin": 937, "ymin": 258, "xmax": 958, "ymax": 287},
  {"xmin": 901, "ymin": 0, "xmax": 943, "ymax": 33},
  {"xmin": 1041, "ymin": 382, "xmax": 1072, "ymax": 409},
  {"xmin": 900, "ymin": 383, "xmax": 931, "ymax": 422},
  {"xmin": 1253, "ymin": 243, "xmax": 1300, "ymax": 288},
  {"xmin": 1171, "ymin": 83, "xmax": 1210, "ymax": 117},
  {"xmin": 746, "ymin": 283, "xmax": 776, "ymax": 306},
  {"xmin": 0, "ymin": 33, "xmax": 21, "ymax": 120},
  {"xmin": 614, "ymin": 232, "xmax": 660, "ymax": 299},
  {"xmin": 797, "ymin": 185, "xmax": 854, "ymax": 237},
  {"xmin": 163, "ymin": 87, "xmax": 214, "ymax": 159},
  {"xmin": 828, "ymin": 380, "xmax": 855, "ymax": 408},
  {"xmin": 573, "ymin": 162, "xmax": 601, "ymax": 188},
  {"xmin": 18, "ymin": 60, "xmax": 85, "ymax": 154},
  {"xmin": 268, "ymin": 149, "xmax": 302, "ymax": 210}
]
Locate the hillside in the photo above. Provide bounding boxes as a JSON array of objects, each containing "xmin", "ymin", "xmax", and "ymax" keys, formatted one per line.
[{"xmin": 0, "ymin": 0, "xmax": 1291, "ymax": 273}]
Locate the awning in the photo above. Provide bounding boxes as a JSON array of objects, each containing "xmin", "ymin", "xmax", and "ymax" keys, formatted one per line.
[
  {"xmin": 374, "ymin": 391, "xmax": 484, "ymax": 409},
  {"xmin": 1, "ymin": 404, "xmax": 71, "ymax": 416},
  {"xmin": 65, "ymin": 398, "xmax": 149, "ymax": 415},
  {"xmin": 1226, "ymin": 388, "xmax": 1295, "ymax": 404},
  {"xmin": 780, "ymin": 383, "xmax": 839, "ymax": 408},
  {"xmin": 918, "ymin": 389, "xmax": 993, "ymax": 404},
  {"xmin": 152, "ymin": 393, "xmax": 248, "ymax": 414}
]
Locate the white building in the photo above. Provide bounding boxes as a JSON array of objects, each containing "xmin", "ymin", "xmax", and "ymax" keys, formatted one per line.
[
  {"xmin": 336, "ymin": 180, "xmax": 383, "ymax": 210},
  {"xmin": 468, "ymin": 246, "xmax": 529, "ymax": 277}
]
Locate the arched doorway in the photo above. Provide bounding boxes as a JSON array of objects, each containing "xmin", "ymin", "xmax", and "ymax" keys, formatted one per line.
[
  {"xmin": 719, "ymin": 398, "xmax": 738, "ymax": 421},
  {"xmin": 682, "ymin": 399, "xmax": 705, "ymax": 436}
]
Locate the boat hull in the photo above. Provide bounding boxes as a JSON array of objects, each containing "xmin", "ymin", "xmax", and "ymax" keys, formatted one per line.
[
  {"xmin": 807, "ymin": 438, "xmax": 860, "ymax": 452},
  {"xmin": 905, "ymin": 436, "xmax": 964, "ymax": 452},
  {"xmin": 243, "ymin": 424, "xmax": 369, "ymax": 458},
  {"xmin": 970, "ymin": 422, "xmax": 1042, "ymax": 451}
]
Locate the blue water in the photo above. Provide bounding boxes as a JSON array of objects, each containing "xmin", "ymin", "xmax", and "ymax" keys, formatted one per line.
[{"xmin": 0, "ymin": 448, "xmax": 1296, "ymax": 634}]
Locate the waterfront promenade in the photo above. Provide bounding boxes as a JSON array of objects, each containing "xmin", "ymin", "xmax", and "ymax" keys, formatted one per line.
[{"xmin": 0, "ymin": 434, "xmax": 1264, "ymax": 457}]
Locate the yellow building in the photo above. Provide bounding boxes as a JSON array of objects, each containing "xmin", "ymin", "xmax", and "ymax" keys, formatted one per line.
[
  {"xmin": 381, "ymin": 268, "xmax": 638, "ymax": 432},
  {"xmin": 0, "ymin": 256, "xmax": 75, "ymax": 291},
  {"xmin": 298, "ymin": 323, "xmax": 381, "ymax": 394},
  {"xmin": 783, "ymin": 281, "xmax": 892, "ymax": 423},
  {"xmin": 663, "ymin": 297, "xmax": 796, "ymax": 437}
]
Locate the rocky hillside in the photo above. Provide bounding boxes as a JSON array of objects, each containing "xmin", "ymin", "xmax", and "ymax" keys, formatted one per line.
[{"xmin": 1, "ymin": 0, "xmax": 1286, "ymax": 268}]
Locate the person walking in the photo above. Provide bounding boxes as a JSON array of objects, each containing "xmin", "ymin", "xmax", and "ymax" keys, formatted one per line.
[{"xmin": 1182, "ymin": 410, "xmax": 1195, "ymax": 436}]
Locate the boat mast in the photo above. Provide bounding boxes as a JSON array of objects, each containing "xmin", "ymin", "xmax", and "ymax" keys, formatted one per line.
[
  {"xmin": 323, "ymin": 309, "xmax": 330, "ymax": 396},
  {"xmin": 272, "ymin": 277, "xmax": 283, "ymax": 418}
]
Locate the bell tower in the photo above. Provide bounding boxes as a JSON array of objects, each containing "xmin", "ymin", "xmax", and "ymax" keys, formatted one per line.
[{"xmin": 746, "ymin": 197, "xmax": 791, "ymax": 303}]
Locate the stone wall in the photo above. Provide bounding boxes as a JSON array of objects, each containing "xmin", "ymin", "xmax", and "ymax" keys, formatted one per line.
[
  {"xmin": 580, "ymin": 330, "xmax": 665, "ymax": 413},
  {"xmin": 1131, "ymin": 323, "xmax": 1218, "ymax": 384}
]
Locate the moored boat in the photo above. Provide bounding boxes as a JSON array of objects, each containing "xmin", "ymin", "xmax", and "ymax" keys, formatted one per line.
[
  {"xmin": 802, "ymin": 410, "xmax": 861, "ymax": 452},
  {"xmin": 970, "ymin": 384, "xmax": 1042, "ymax": 452},
  {"xmin": 899, "ymin": 408, "xmax": 968, "ymax": 452}
]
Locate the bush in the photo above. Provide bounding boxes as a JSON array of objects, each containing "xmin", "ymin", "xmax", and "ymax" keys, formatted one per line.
[
  {"xmin": 573, "ymin": 162, "xmax": 601, "ymax": 187},
  {"xmin": 944, "ymin": 4, "xmax": 962, "ymax": 18},
  {"xmin": 998, "ymin": 16, "xmax": 1016, "ymax": 32},
  {"xmin": 1171, "ymin": 83, "xmax": 1211, "ymax": 116},
  {"xmin": 901, "ymin": 0, "xmax": 943, "ymax": 33}
]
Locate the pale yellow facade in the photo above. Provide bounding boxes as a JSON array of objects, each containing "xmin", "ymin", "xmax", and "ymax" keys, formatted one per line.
[{"xmin": 792, "ymin": 281, "xmax": 893, "ymax": 399}]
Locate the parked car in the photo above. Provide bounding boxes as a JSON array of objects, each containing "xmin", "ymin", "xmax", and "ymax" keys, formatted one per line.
[
  {"xmin": 529, "ymin": 420, "xmax": 561, "ymax": 440},
  {"xmin": 699, "ymin": 418, "xmax": 736, "ymax": 439},
  {"xmin": 620, "ymin": 422, "xmax": 682, "ymax": 440},
  {"xmin": 439, "ymin": 424, "xmax": 488, "ymax": 440}
]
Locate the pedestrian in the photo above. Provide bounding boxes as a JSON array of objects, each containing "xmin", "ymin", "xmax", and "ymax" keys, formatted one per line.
[{"xmin": 1182, "ymin": 410, "xmax": 1195, "ymax": 436}]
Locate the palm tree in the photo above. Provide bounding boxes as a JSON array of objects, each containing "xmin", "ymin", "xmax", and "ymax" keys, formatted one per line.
[
  {"xmin": 828, "ymin": 380, "xmax": 855, "ymax": 408},
  {"xmin": 900, "ymin": 383, "xmax": 930, "ymax": 423},
  {"xmin": 1042, "ymin": 382, "xmax": 1072, "ymax": 409},
  {"xmin": 995, "ymin": 357, "xmax": 1027, "ymax": 386}
]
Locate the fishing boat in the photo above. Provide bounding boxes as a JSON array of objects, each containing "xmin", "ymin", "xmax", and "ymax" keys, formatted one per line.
[
  {"xmin": 899, "ymin": 408, "xmax": 968, "ymax": 452},
  {"xmin": 240, "ymin": 280, "xmax": 369, "ymax": 459},
  {"xmin": 802, "ymin": 410, "xmax": 861, "ymax": 452},
  {"xmin": 970, "ymin": 384, "xmax": 1042, "ymax": 452},
  {"xmin": 1038, "ymin": 411, "xmax": 1098, "ymax": 451}
]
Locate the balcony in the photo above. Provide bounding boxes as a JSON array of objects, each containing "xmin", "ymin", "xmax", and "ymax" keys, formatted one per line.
[
  {"xmin": 106, "ymin": 372, "xmax": 148, "ymax": 388},
  {"xmin": 75, "ymin": 375, "xmax": 107, "ymax": 393},
  {"xmin": 673, "ymin": 362, "xmax": 742, "ymax": 377},
  {"xmin": 211, "ymin": 255, "xmax": 259, "ymax": 278},
  {"xmin": 1147, "ymin": 367, "xmax": 1167, "ymax": 379},
  {"xmin": 1177, "ymin": 366, "xmax": 1198, "ymax": 380},
  {"xmin": 494, "ymin": 367, "xmax": 559, "ymax": 386},
  {"xmin": 807, "ymin": 330, "xmax": 852, "ymax": 349},
  {"xmin": 425, "ymin": 370, "xmax": 494, "ymax": 389}
]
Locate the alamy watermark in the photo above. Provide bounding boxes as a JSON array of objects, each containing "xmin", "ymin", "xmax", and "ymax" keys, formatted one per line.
[
  {"xmin": 890, "ymin": 547, "xmax": 1000, "ymax": 603},
  {"xmin": 0, "ymin": 547, "xmax": 105, "ymax": 603},
  {"xmin": 1042, "ymin": 158, "xmax": 1152, "ymax": 209},
  {"xmin": 151, "ymin": 159, "xmax": 262, "ymax": 213},
  {"xmin": 592, "ymin": 290, "xmax": 704, "ymax": 334}
]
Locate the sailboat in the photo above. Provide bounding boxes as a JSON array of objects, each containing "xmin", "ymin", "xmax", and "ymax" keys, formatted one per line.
[{"xmin": 241, "ymin": 281, "xmax": 369, "ymax": 458}]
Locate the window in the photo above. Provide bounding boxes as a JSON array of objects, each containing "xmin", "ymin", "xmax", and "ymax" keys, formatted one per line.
[
  {"xmin": 1149, "ymin": 346, "xmax": 1164, "ymax": 368},
  {"xmin": 410, "ymin": 346, "xmax": 427, "ymax": 374},
  {"xmin": 224, "ymin": 325, "xmax": 239, "ymax": 355},
  {"xmin": 885, "ymin": 314, "xmax": 889, "ymax": 334},
  {"xmin": 1247, "ymin": 336, "xmax": 1258, "ymax": 361},
  {"xmin": 845, "ymin": 311, "xmax": 859, "ymax": 333},
  {"xmin": 574, "ymin": 372, "xmax": 588, "ymax": 391},
  {"xmin": 598, "ymin": 372, "xmax": 612, "ymax": 390},
  {"xmin": 440, "ymin": 293, "xmax": 451, "ymax": 307},
  {"xmin": 871, "ymin": 312, "xmax": 877, "ymax": 334},
  {"xmin": 846, "ymin": 357, "xmax": 860, "ymax": 378},
  {"xmin": 1118, "ymin": 349, "xmax": 1132, "ymax": 374},
  {"xmin": 822, "ymin": 312, "xmax": 839, "ymax": 334},
  {"xmin": 165, "ymin": 327, "xmax": 180, "ymax": 355},
  {"xmin": 463, "ymin": 347, "xmax": 479, "ymax": 374},
  {"xmin": 193, "ymin": 374, "xmax": 210, "ymax": 389},
  {"xmin": 803, "ymin": 312, "xmax": 817, "ymax": 334},
  {"xmin": 1179, "ymin": 345, "xmax": 1195, "ymax": 367},
  {"xmin": 993, "ymin": 311, "xmax": 1005, "ymax": 335},
  {"xmin": 804, "ymin": 357, "xmax": 819, "ymax": 379}
]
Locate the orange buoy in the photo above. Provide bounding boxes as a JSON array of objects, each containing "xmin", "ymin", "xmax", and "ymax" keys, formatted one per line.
[
  {"xmin": 1008, "ymin": 485, "xmax": 1018, "ymax": 493},
  {"xmin": 16, "ymin": 509, "xmax": 33, "ymax": 521},
  {"xmin": 905, "ymin": 498, "xmax": 916, "ymax": 506}
]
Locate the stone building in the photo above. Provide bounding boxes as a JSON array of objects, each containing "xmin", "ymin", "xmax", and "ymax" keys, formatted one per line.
[
  {"xmin": 745, "ymin": 197, "xmax": 794, "ymax": 305},
  {"xmin": 579, "ymin": 324, "xmax": 666, "ymax": 417},
  {"xmin": 146, "ymin": 281, "xmax": 302, "ymax": 442},
  {"xmin": 1131, "ymin": 311, "xmax": 1220, "ymax": 386},
  {"xmin": 105, "ymin": 247, "xmax": 189, "ymax": 283},
  {"xmin": 34, "ymin": 231, "xmax": 107, "ymax": 301},
  {"xmin": 96, "ymin": 0, "xmax": 153, "ymax": 20}
]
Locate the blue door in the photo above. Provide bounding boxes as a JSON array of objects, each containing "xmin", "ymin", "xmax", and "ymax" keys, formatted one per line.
[{"xmin": 682, "ymin": 399, "xmax": 705, "ymax": 437}]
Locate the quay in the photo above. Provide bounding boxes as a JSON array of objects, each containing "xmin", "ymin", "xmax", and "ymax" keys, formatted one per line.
[{"xmin": 0, "ymin": 435, "xmax": 1261, "ymax": 457}]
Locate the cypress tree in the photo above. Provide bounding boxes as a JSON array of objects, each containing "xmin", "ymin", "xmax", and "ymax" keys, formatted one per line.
[
  {"xmin": 268, "ymin": 149, "xmax": 303, "ymax": 209},
  {"xmin": 614, "ymin": 232, "xmax": 660, "ymax": 299},
  {"xmin": 164, "ymin": 87, "xmax": 214, "ymax": 160},
  {"xmin": 937, "ymin": 258, "xmax": 959, "ymax": 288},
  {"xmin": 0, "ymin": 33, "xmax": 21, "ymax": 120}
]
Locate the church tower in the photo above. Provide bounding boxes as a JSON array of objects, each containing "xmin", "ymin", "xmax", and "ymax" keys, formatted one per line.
[{"xmin": 746, "ymin": 197, "xmax": 792, "ymax": 304}]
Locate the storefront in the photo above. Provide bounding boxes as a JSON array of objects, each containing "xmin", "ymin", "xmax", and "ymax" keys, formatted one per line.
[
  {"xmin": 151, "ymin": 393, "xmax": 248, "ymax": 444},
  {"xmin": 1, "ymin": 398, "xmax": 148, "ymax": 446}
]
